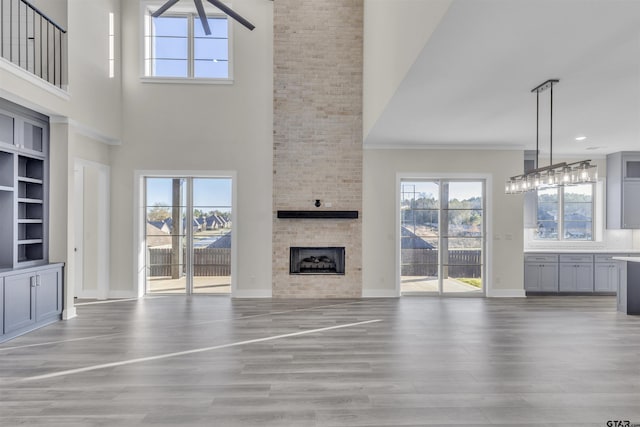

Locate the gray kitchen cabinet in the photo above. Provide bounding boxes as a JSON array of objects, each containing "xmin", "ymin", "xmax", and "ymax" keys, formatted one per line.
[
  {"xmin": 607, "ymin": 152, "xmax": 640, "ymax": 229},
  {"xmin": 524, "ymin": 254, "xmax": 558, "ymax": 292},
  {"xmin": 594, "ymin": 254, "xmax": 626, "ymax": 293},
  {"xmin": 616, "ymin": 260, "xmax": 640, "ymax": 315},
  {"xmin": 559, "ymin": 254, "xmax": 594, "ymax": 292}
]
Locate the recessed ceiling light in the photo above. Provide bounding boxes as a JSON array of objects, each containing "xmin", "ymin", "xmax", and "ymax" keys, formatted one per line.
[{"xmin": 575, "ymin": 136, "xmax": 587, "ymax": 141}]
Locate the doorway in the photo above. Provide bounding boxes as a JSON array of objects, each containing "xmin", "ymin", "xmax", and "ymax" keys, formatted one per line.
[
  {"xmin": 400, "ymin": 179, "xmax": 486, "ymax": 296},
  {"xmin": 144, "ymin": 176, "xmax": 233, "ymax": 295}
]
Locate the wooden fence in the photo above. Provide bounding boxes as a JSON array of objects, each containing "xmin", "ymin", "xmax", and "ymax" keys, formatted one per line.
[
  {"xmin": 401, "ymin": 249, "xmax": 482, "ymax": 277},
  {"xmin": 148, "ymin": 248, "xmax": 231, "ymax": 276}
]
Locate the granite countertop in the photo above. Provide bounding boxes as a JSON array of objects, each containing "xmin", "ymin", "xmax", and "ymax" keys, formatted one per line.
[{"xmin": 612, "ymin": 257, "xmax": 640, "ymax": 263}]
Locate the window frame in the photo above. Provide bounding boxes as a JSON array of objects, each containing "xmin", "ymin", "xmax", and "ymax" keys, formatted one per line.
[
  {"xmin": 141, "ymin": 2, "xmax": 234, "ymax": 84},
  {"xmin": 534, "ymin": 183, "xmax": 595, "ymax": 242}
]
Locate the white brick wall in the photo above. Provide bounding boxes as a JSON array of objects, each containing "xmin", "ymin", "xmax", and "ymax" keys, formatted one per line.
[{"xmin": 273, "ymin": 0, "xmax": 363, "ymax": 298}]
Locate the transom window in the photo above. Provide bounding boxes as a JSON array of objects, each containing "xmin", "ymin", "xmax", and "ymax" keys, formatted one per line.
[
  {"xmin": 536, "ymin": 183, "xmax": 594, "ymax": 241},
  {"xmin": 144, "ymin": 10, "xmax": 230, "ymax": 80}
]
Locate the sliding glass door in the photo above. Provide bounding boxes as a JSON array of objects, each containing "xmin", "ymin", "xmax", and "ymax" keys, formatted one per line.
[
  {"xmin": 401, "ymin": 179, "xmax": 485, "ymax": 296},
  {"xmin": 145, "ymin": 177, "xmax": 232, "ymax": 295}
]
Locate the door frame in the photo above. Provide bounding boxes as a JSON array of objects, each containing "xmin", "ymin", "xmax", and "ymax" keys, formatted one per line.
[
  {"xmin": 134, "ymin": 170, "xmax": 237, "ymax": 297},
  {"xmin": 396, "ymin": 172, "xmax": 493, "ymax": 297}
]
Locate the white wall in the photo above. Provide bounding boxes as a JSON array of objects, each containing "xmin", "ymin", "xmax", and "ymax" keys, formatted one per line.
[
  {"xmin": 30, "ymin": 0, "xmax": 68, "ymax": 29},
  {"xmin": 67, "ymin": 0, "xmax": 122, "ymax": 141},
  {"xmin": 363, "ymin": 148, "xmax": 525, "ymax": 297},
  {"xmin": 363, "ymin": 0, "xmax": 451, "ymax": 139},
  {"xmin": 109, "ymin": 0, "xmax": 274, "ymax": 295}
]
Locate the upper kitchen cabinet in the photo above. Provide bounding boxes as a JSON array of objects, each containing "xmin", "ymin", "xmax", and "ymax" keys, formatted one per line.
[{"xmin": 607, "ymin": 152, "xmax": 640, "ymax": 229}]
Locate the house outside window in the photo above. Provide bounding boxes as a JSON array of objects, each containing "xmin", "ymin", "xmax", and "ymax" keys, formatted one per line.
[
  {"xmin": 536, "ymin": 183, "xmax": 594, "ymax": 241},
  {"xmin": 143, "ymin": 5, "xmax": 231, "ymax": 81}
]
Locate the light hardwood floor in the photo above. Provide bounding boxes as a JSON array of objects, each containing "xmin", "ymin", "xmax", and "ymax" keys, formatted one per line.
[{"xmin": 1, "ymin": 296, "xmax": 639, "ymax": 426}]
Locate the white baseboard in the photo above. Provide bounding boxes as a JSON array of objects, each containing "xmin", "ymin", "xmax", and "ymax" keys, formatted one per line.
[
  {"xmin": 487, "ymin": 289, "xmax": 526, "ymax": 298},
  {"xmin": 108, "ymin": 290, "xmax": 139, "ymax": 299},
  {"xmin": 62, "ymin": 307, "xmax": 77, "ymax": 320},
  {"xmin": 232, "ymin": 289, "xmax": 272, "ymax": 298},
  {"xmin": 362, "ymin": 289, "xmax": 399, "ymax": 298}
]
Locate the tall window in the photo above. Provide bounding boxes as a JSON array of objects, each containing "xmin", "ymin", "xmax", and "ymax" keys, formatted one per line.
[
  {"xmin": 536, "ymin": 183, "xmax": 594, "ymax": 240},
  {"xmin": 144, "ymin": 11, "xmax": 230, "ymax": 79}
]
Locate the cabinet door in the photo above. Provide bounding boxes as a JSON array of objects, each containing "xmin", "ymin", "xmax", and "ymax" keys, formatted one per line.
[
  {"xmin": 617, "ymin": 262, "xmax": 627, "ymax": 312},
  {"xmin": 539, "ymin": 263, "xmax": 558, "ymax": 291},
  {"xmin": 35, "ymin": 269, "xmax": 62, "ymax": 321},
  {"xmin": 3, "ymin": 273, "xmax": 35, "ymax": 333},
  {"xmin": 559, "ymin": 264, "xmax": 576, "ymax": 292},
  {"xmin": 595, "ymin": 264, "xmax": 617, "ymax": 292},
  {"xmin": 524, "ymin": 263, "xmax": 541, "ymax": 291},
  {"xmin": 622, "ymin": 181, "xmax": 640, "ymax": 228},
  {"xmin": 575, "ymin": 263, "xmax": 594, "ymax": 292}
]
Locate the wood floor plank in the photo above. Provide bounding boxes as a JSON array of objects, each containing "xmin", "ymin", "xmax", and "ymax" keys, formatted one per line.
[{"xmin": 0, "ymin": 296, "xmax": 639, "ymax": 426}]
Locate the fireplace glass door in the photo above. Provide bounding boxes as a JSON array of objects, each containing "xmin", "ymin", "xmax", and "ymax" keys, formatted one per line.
[
  {"xmin": 400, "ymin": 179, "xmax": 485, "ymax": 296},
  {"xmin": 145, "ymin": 176, "xmax": 232, "ymax": 295}
]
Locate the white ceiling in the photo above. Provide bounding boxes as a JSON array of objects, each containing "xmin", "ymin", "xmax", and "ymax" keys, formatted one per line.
[{"xmin": 364, "ymin": 0, "xmax": 640, "ymax": 156}]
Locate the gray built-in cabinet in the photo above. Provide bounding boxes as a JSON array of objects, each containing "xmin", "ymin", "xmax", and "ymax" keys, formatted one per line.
[
  {"xmin": 524, "ymin": 254, "xmax": 559, "ymax": 292},
  {"xmin": 0, "ymin": 98, "xmax": 62, "ymax": 343},
  {"xmin": 606, "ymin": 152, "xmax": 640, "ymax": 229},
  {"xmin": 558, "ymin": 254, "xmax": 594, "ymax": 292},
  {"xmin": 524, "ymin": 253, "xmax": 627, "ymax": 294}
]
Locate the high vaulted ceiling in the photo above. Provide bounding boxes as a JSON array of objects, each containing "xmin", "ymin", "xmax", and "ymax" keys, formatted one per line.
[{"xmin": 364, "ymin": 0, "xmax": 640, "ymax": 156}]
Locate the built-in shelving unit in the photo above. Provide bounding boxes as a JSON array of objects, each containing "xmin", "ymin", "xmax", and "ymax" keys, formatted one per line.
[
  {"xmin": 1, "ymin": 98, "xmax": 58, "ymax": 343},
  {"xmin": 0, "ymin": 100, "xmax": 49, "ymax": 269}
]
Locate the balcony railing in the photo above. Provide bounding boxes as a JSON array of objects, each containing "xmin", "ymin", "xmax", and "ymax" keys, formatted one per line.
[{"xmin": 0, "ymin": 0, "xmax": 67, "ymax": 89}]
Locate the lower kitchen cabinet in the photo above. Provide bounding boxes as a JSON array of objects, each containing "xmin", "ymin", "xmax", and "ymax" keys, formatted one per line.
[
  {"xmin": 524, "ymin": 254, "xmax": 559, "ymax": 292},
  {"xmin": 0, "ymin": 263, "xmax": 63, "ymax": 342},
  {"xmin": 559, "ymin": 263, "xmax": 594, "ymax": 292},
  {"xmin": 525, "ymin": 253, "xmax": 630, "ymax": 295},
  {"xmin": 594, "ymin": 263, "xmax": 620, "ymax": 292}
]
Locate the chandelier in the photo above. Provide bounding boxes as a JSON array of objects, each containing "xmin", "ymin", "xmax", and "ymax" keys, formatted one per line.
[{"xmin": 505, "ymin": 79, "xmax": 597, "ymax": 194}]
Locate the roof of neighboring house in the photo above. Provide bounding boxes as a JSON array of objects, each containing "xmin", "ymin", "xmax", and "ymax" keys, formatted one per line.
[
  {"xmin": 207, "ymin": 231, "xmax": 231, "ymax": 248},
  {"xmin": 401, "ymin": 226, "xmax": 435, "ymax": 249}
]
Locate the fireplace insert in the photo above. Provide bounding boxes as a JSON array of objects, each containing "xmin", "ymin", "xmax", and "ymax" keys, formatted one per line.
[{"xmin": 289, "ymin": 247, "xmax": 345, "ymax": 275}]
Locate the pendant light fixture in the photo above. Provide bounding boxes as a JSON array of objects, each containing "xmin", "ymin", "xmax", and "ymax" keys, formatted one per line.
[{"xmin": 505, "ymin": 79, "xmax": 597, "ymax": 194}]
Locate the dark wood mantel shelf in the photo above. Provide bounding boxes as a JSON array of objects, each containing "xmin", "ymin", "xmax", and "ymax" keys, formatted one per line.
[{"xmin": 277, "ymin": 210, "xmax": 358, "ymax": 219}]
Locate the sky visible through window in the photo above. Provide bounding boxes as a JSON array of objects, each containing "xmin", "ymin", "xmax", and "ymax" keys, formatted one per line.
[
  {"xmin": 151, "ymin": 15, "xmax": 229, "ymax": 78},
  {"xmin": 147, "ymin": 178, "xmax": 232, "ymax": 211}
]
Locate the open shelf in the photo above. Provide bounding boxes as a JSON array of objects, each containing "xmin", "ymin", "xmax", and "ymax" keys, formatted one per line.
[
  {"xmin": 17, "ymin": 242, "xmax": 44, "ymax": 263},
  {"xmin": 17, "ymin": 219, "xmax": 43, "ymax": 224},
  {"xmin": 18, "ymin": 156, "xmax": 44, "ymax": 181},
  {"xmin": 17, "ymin": 176, "xmax": 43, "ymax": 184},
  {"xmin": 0, "ymin": 185, "xmax": 13, "ymax": 192},
  {"xmin": 17, "ymin": 197, "xmax": 43, "ymax": 204}
]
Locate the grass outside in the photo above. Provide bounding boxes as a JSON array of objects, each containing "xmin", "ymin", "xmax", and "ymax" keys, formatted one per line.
[{"xmin": 456, "ymin": 277, "xmax": 482, "ymax": 288}]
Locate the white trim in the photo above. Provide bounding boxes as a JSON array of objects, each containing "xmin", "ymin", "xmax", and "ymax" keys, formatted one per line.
[
  {"xmin": 0, "ymin": 57, "xmax": 70, "ymax": 99},
  {"xmin": 362, "ymin": 289, "xmax": 399, "ymax": 298},
  {"xmin": 232, "ymin": 289, "xmax": 272, "ymax": 298},
  {"xmin": 487, "ymin": 289, "xmax": 526, "ymax": 298},
  {"xmin": 108, "ymin": 290, "xmax": 139, "ymax": 299},
  {"xmin": 365, "ymin": 143, "xmax": 525, "ymax": 151},
  {"xmin": 140, "ymin": 1, "xmax": 234, "ymax": 82},
  {"xmin": 134, "ymin": 170, "xmax": 237, "ymax": 297},
  {"xmin": 396, "ymin": 172, "xmax": 493, "ymax": 298},
  {"xmin": 62, "ymin": 306, "xmax": 77, "ymax": 320},
  {"xmin": 50, "ymin": 117, "xmax": 121, "ymax": 145},
  {"xmin": 140, "ymin": 77, "xmax": 234, "ymax": 85}
]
